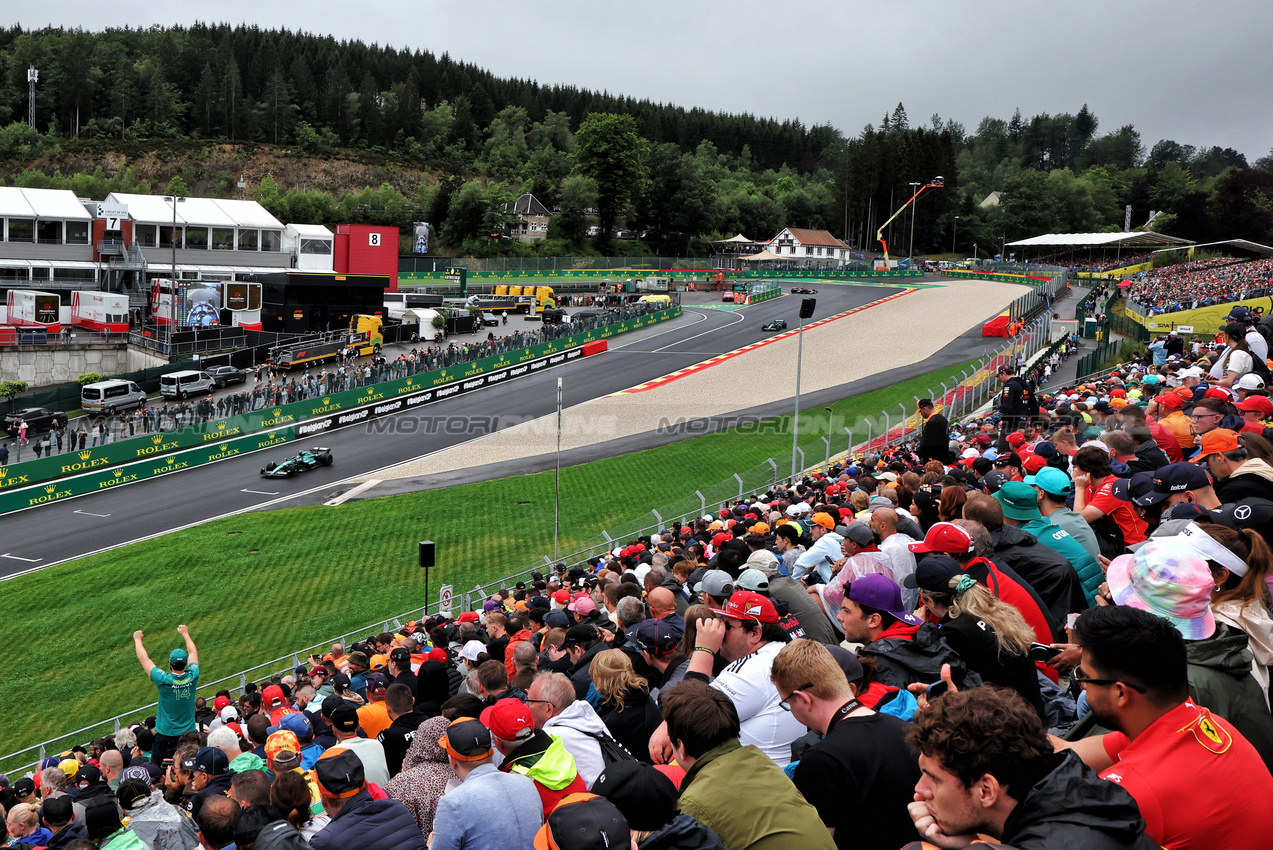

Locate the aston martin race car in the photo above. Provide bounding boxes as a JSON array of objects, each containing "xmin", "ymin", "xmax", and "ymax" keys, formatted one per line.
[
  {"xmin": 789, "ymin": 286, "xmax": 818, "ymax": 294},
  {"xmin": 260, "ymin": 447, "xmax": 334, "ymax": 478}
]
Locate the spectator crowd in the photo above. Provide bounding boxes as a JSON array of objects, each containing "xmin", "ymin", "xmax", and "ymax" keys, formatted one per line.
[
  {"xmin": 10, "ymin": 317, "xmax": 1273, "ymax": 850},
  {"xmin": 1128, "ymin": 256, "xmax": 1273, "ymax": 317}
]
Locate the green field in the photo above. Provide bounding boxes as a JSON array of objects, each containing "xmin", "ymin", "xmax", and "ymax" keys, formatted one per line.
[{"xmin": 0, "ymin": 358, "xmax": 974, "ymax": 769}]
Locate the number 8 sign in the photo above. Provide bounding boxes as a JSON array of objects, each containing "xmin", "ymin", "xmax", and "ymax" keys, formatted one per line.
[{"xmin": 369, "ymin": 232, "xmax": 381, "ymax": 247}]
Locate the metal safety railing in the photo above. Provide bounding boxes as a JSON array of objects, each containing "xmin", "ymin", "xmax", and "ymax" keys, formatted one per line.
[{"xmin": 0, "ymin": 271, "xmax": 1065, "ymax": 776}]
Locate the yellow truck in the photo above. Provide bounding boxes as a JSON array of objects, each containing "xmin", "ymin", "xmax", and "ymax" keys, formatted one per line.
[{"xmin": 492, "ymin": 285, "xmax": 557, "ymax": 310}]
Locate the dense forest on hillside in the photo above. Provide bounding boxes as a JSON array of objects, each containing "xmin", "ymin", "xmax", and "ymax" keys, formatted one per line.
[{"xmin": 1, "ymin": 24, "xmax": 1271, "ymax": 257}]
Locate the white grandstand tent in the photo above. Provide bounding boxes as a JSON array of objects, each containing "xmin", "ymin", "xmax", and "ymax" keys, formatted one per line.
[
  {"xmin": 738, "ymin": 248, "xmax": 785, "ymax": 262},
  {"xmin": 1006, "ymin": 232, "xmax": 1194, "ymax": 249},
  {"xmin": 1157, "ymin": 238, "xmax": 1273, "ymax": 257}
]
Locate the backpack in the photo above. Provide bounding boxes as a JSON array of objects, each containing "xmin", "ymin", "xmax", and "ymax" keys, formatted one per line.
[
  {"xmin": 578, "ymin": 729, "xmax": 638, "ymax": 766},
  {"xmin": 1087, "ymin": 513, "xmax": 1126, "ymax": 560}
]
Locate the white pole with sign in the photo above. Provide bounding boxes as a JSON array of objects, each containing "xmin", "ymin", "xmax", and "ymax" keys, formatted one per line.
[{"xmin": 439, "ymin": 584, "xmax": 453, "ymax": 616}]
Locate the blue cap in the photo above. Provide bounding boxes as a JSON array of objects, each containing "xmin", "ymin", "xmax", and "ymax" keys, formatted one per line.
[
  {"xmin": 1023, "ymin": 466, "xmax": 1072, "ymax": 497},
  {"xmin": 267, "ymin": 711, "xmax": 313, "ymax": 739}
]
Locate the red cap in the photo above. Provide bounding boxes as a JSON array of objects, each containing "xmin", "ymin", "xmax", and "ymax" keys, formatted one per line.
[
  {"xmin": 1155, "ymin": 393, "xmax": 1183, "ymax": 410},
  {"xmin": 1205, "ymin": 387, "xmax": 1233, "ymax": 400},
  {"xmin": 711, "ymin": 590, "xmax": 780, "ymax": 624},
  {"xmin": 710, "ymin": 532, "xmax": 730, "ymax": 547},
  {"xmin": 908, "ymin": 521, "xmax": 976, "ymax": 555},
  {"xmin": 1237, "ymin": 396, "xmax": 1273, "ymax": 416},
  {"xmin": 1023, "ymin": 454, "xmax": 1047, "ymax": 473},
  {"xmin": 552, "ymin": 589, "xmax": 570, "ymax": 604},
  {"xmin": 457, "ymin": 611, "xmax": 480, "ymax": 624},
  {"xmin": 214, "ymin": 695, "xmax": 232, "ymax": 712},
  {"xmin": 480, "ymin": 698, "xmax": 534, "ymax": 741},
  {"xmin": 262, "ymin": 685, "xmax": 286, "ymax": 707},
  {"xmin": 427, "ymin": 648, "xmax": 449, "ymax": 663},
  {"xmin": 1006, "ymin": 432, "xmax": 1026, "ymax": 447}
]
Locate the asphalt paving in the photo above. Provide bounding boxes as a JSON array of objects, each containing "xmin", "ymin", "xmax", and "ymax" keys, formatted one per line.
[{"xmin": 0, "ymin": 282, "xmax": 929, "ymax": 575}]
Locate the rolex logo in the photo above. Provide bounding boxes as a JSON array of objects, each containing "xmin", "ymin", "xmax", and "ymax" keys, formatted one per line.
[
  {"xmin": 0, "ymin": 468, "xmax": 6, "ymax": 478},
  {"xmin": 323, "ymin": 397, "xmax": 331, "ymax": 404},
  {"xmin": 165, "ymin": 456, "xmax": 176, "ymax": 464},
  {"xmin": 45, "ymin": 484, "xmax": 56, "ymax": 493},
  {"xmin": 151, "ymin": 436, "xmax": 163, "ymax": 444},
  {"xmin": 113, "ymin": 469, "xmax": 122, "ymax": 477},
  {"xmin": 219, "ymin": 444, "xmax": 229, "ymax": 451},
  {"xmin": 79, "ymin": 450, "xmax": 92, "ymax": 460},
  {"xmin": 217, "ymin": 421, "xmax": 228, "ymax": 430},
  {"xmin": 405, "ymin": 378, "xmax": 413, "ymax": 386},
  {"xmin": 273, "ymin": 409, "xmax": 282, "ymax": 416}
]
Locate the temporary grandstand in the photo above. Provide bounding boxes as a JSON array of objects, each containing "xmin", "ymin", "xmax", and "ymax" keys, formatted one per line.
[{"xmin": 1007, "ymin": 231, "xmax": 1194, "ymax": 270}]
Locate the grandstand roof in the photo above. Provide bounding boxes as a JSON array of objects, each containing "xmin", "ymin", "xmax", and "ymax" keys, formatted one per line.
[
  {"xmin": 0, "ymin": 187, "xmax": 93, "ymax": 220},
  {"xmin": 1161, "ymin": 238, "xmax": 1273, "ymax": 258},
  {"xmin": 1007, "ymin": 232, "xmax": 1193, "ymax": 249}
]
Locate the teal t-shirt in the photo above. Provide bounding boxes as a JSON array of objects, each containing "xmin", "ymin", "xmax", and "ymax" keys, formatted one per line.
[{"xmin": 149, "ymin": 663, "xmax": 200, "ymax": 736}]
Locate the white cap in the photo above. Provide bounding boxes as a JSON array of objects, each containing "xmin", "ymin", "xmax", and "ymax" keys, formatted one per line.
[
  {"xmin": 460, "ymin": 640, "xmax": 486, "ymax": 662},
  {"xmin": 1237, "ymin": 373, "xmax": 1266, "ymax": 391},
  {"xmin": 219, "ymin": 705, "xmax": 240, "ymax": 723}
]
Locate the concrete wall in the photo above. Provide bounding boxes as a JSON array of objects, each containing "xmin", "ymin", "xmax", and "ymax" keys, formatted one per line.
[{"xmin": 0, "ymin": 341, "xmax": 158, "ymax": 386}]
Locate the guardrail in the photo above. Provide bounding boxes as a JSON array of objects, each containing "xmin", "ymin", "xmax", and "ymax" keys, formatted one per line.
[{"xmin": 0, "ymin": 276, "xmax": 1060, "ymax": 774}]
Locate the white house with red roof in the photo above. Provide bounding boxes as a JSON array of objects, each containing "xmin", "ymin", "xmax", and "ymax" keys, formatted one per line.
[{"xmin": 767, "ymin": 228, "xmax": 851, "ymax": 265}]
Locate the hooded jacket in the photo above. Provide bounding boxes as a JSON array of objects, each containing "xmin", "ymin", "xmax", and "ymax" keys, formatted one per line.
[
  {"xmin": 597, "ymin": 686, "xmax": 663, "ymax": 765},
  {"xmin": 500, "ymin": 729, "xmax": 587, "ymax": 817},
  {"xmin": 1187, "ymin": 624, "xmax": 1273, "ymax": 773},
  {"xmin": 124, "ymin": 789, "xmax": 200, "ymax": 850},
  {"xmin": 1127, "ymin": 438, "xmax": 1171, "ymax": 474},
  {"xmin": 639, "ymin": 813, "xmax": 725, "ymax": 850},
  {"xmin": 542, "ymin": 698, "xmax": 609, "ymax": 787},
  {"xmin": 989, "ymin": 524, "xmax": 1088, "ymax": 636},
  {"xmin": 568, "ymin": 639, "xmax": 610, "ymax": 700},
  {"xmin": 1213, "ymin": 597, "xmax": 1273, "ymax": 707},
  {"xmin": 254, "ymin": 820, "xmax": 313, "ymax": 850},
  {"xmin": 998, "ymin": 751, "xmax": 1157, "ymax": 849},
  {"xmin": 857, "ymin": 622, "xmax": 983, "ymax": 691},
  {"xmin": 309, "ymin": 788, "xmax": 427, "ymax": 850},
  {"xmin": 386, "ymin": 716, "xmax": 454, "ymax": 840},
  {"xmin": 1216, "ymin": 457, "xmax": 1273, "ymax": 503}
]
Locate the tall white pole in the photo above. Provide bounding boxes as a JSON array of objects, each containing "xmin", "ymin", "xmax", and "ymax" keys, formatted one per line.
[
  {"xmin": 791, "ymin": 315, "xmax": 804, "ymax": 482},
  {"xmin": 555, "ymin": 377, "xmax": 562, "ymax": 559}
]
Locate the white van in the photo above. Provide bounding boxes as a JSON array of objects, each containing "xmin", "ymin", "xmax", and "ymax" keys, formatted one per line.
[
  {"xmin": 81, "ymin": 379, "xmax": 147, "ymax": 414},
  {"xmin": 160, "ymin": 370, "xmax": 215, "ymax": 399}
]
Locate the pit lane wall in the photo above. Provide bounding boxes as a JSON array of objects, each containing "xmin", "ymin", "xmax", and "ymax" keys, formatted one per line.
[{"xmin": 0, "ymin": 307, "xmax": 681, "ymax": 513}]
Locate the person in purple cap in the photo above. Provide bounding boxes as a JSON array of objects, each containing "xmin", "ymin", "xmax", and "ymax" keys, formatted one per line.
[{"xmin": 837, "ymin": 573, "xmax": 981, "ymax": 690}]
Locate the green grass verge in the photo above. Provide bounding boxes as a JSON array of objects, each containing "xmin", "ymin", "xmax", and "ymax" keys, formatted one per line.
[{"xmin": 0, "ymin": 358, "xmax": 974, "ymax": 766}]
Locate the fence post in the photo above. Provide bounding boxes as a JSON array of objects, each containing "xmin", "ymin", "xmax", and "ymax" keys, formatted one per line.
[
  {"xmin": 899, "ymin": 403, "xmax": 908, "ymax": 442},
  {"xmin": 882, "ymin": 412, "xmax": 891, "ymax": 446},
  {"xmin": 766, "ymin": 458, "xmax": 778, "ymax": 488},
  {"xmin": 795, "ymin": 448, "xmax": 805, "ymax": 474},
  {"xmin": 733, "ymin": 474, "xmax": 744, "ymax": 500},
  {"xmin": 695, "ymin": 490, "xmax": 706, "ymax": 516},
  {"xmin": 651, "ymin": 509, "xmax": 663, "ymax": 530},
  {"xmin": 821, "ymin": 436, "xmax": 830, "ymax": 470},
  {"xmin": 865, "ymin": 420, "xmax": 872, "ymax": 452}
]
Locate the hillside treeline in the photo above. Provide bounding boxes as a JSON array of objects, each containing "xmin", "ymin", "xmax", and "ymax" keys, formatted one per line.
[{"xmin": 1, "ymin": 25, "xmax": 1271, "ymax": 257}]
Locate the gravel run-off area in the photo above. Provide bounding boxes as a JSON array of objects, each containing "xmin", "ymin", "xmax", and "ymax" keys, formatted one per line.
[{"xmin": 362, "ymin": 277, "xmax": 1031, "ymax": 480}]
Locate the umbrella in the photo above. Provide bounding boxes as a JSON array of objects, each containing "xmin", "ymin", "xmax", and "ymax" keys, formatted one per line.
[{"xmin": 1117, "ymin": 279, "xmax": 1133, "ymax": 289}]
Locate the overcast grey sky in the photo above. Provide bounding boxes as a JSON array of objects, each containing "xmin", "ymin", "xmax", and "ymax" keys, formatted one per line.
[{"xmin": 21, "ymin": 0, "xmax": 1273, "ymax": 160}]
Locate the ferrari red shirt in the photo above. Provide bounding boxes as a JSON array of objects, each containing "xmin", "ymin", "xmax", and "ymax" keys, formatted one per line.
[{"xmin": 1100, "ymin": 700, "xmax": 1273, "ymax": 848}]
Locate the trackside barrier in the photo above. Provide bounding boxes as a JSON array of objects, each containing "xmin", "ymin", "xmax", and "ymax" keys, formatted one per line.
[
  {"xmin": 0, "ymin": 308, "xmax": 682, "ymax": 499},
  {"xmin": 0, "ymin": 277, "xmax": 1059, "ymax": 771}
]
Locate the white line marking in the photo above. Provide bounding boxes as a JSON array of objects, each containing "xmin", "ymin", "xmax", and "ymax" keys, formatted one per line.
[
  {"xmin": 73, "ymin": 510, "xmax": 111, "ymax": 517},
  {"xmin": 241, "ymin": 488, "xmax": 279, "ymax": 495},
  {"xmin": 651, "ymin": 310, "xmax": 745, "ymax": 354},
  {"xmin": 324, "ymin": 479, "xmax": 382, "ymax": 507},
  {"xmin": 1, "ymin": 553, "xmax": 43, "ymax": 562}
]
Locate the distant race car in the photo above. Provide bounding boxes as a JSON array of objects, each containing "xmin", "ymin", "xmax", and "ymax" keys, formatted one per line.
[
  {"xmin": 790, "ymin": 286, "xmax": 818, "ymax": 294},
  {"xmin": 260, "ymin": 447, "xmax": 334, "ymax": 478},
  {"xmin": 722, "ymin": 291, "xmax": 735, "ymax": 302},
  {"xmin": 762, "ymin": 319, "xmax": 788, "ymax": 331}
]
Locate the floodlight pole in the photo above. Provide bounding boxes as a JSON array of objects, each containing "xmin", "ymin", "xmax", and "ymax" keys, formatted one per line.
[
  {"xmin": 554, "ymin": 377, "xmax": 562, "ymax": 559},
  {"xmin": 791, "ymin": 311, "xmax": 806, "ymax": 482},
  {"xmin": 908, "ymin": 182, "xmax": 921, "ymax": 263}
]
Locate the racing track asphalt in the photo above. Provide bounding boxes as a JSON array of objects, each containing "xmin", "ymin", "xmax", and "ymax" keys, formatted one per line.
[{"xmin": 0, "ymin": 279, "xmax": 1007, "ymax": 576}]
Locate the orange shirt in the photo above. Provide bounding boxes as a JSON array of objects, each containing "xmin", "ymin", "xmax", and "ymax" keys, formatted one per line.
[{"xmin": 356, "ymin": 701, "xmax": 391, "ymax": 739}]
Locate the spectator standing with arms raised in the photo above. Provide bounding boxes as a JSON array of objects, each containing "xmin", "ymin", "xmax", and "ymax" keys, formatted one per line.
[{"xmin": 134, "ymin": 624, "xmax": 200, "ymax": 765}]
